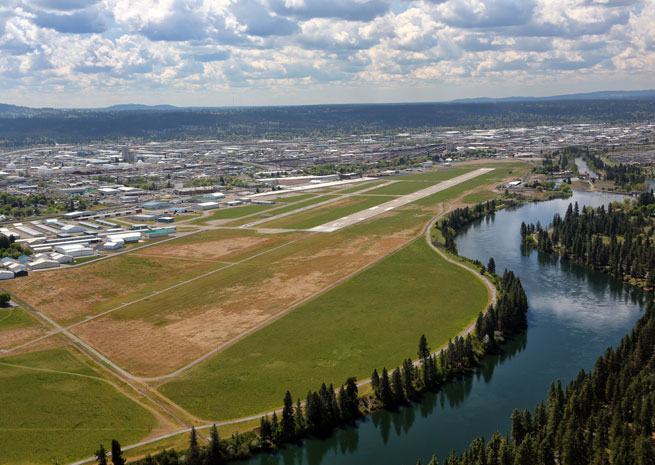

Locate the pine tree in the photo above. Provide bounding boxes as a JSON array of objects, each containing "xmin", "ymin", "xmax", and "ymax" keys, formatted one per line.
[
  {"xmin": 402, "ymin": 358, "xmax": 416, "ymax": 399},
  {"xmin": 510, "ymin": 409, "xmax": 526, "ymax": 445},
  {"xmin": 487, "ymin": 257, "xmax": 496, "ymax": 274},
  {"xmin": 281, "ymin": 391, "xmax": 296, "ymax": 441},
  {"xmin": 110, "ymin": 440, "xmax": 126, "ymax": 465},
  {"xmin": 418, "ymin": 334, "xmax": 430, "ymax": 361},
  {"xmin": 207, "ymin": 424, "xmax": 224, "ymax": 465},
  {"xmin": 186, "ymin": 426, "xmax": 201, "ymax": 465},
  {"xmin": 295, "ymin": 398, "xmax": 306, "ymax": 434},
  {"xmin": 306, "ymin": 392, "xmax": 323, "ymax": 433},
  {"xmin": 379, "ymin": 368, "xmax": 394, "ymax": 406},
  {"xmin": 345, "ymin": 377, "xmax": 360, "ymax": 419},
  {"xmin": 391, "ymin": 367, "xmax": 405, "ymax": 404},
  {"xmin": 270, "ymin": 411, "xmax": 280, "ymax": 441},
  {"xmin": 95, "ymin": 444, "xmax": 108, "ymax": 465},
  {"xmin": 260, "ymin": 415, "xmax": 272, "ymax": 443},
  {"xmin": 371, "ymin": 369, "xmax": 381, "ymax": 399}
]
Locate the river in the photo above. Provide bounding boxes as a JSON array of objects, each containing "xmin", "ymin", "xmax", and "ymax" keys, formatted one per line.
[
  {"xmin": 242, "ymin": 190, "xmax": 648, "ymax": 465},
  {"xmin": 574, "ymin": 157, "xmax": 599, "ymax": 178}
]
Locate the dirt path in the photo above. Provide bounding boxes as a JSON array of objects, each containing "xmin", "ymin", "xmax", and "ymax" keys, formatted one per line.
[{"xmin": 66, "ymin": 199, "xmax": 502, "ymax": 465}]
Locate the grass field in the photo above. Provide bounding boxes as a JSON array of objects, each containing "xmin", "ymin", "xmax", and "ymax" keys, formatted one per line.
[
  {"xmin": 192, "ymin": 204, "xmax": 275, "ymax": 224},
  {"xmin": 3, "ymin": 253, "xmax": 226, "ymax": 325},
  {"xmin": 0, "ymin": 306, "xmax": 34, "ymax": 330},
  {"xmin": 0, "ymin": 348, "xmax": 157, "ymax": 465},
  {"xmin": 396, "ymin": 167, "xmax": 474, "ymax": 181},
  {"xmin": 225, "ymin": 195, "xmax": 337, "ymax": 226},
  {"xmin": 365, "ymin": 180, "xmax": 436, "ymax": 196},
  {"xmin": 463, "ymin": 190, "xmax": 499, "ymax": 204},
  {"xmin": 70, "ymin": 219, "xmax": 423, "ymax": 376},
  {"xmin": 412, "ymin": 166, "xmax": 519, "ymax": 206},
  {"xmin": 270, "ymin": 193, "xmax": 317, "ymax": 203},
  {"xmin": 337, "ymin": 180, "xmax": 387, "ymax": 193},
  {"xmin": 258, "ymin": 195, "xmax": 395, "ymax": 230},
  {"xmin": 158, "ymin": 238, "xmax": 489, "ymax": 420}
]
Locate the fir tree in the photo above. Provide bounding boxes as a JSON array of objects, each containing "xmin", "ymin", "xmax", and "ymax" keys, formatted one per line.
[
  {"xmin": 110, "ymin": 440, "xmax": 126, "ymax": 465},
  {"xmin": 207, "ymin": 424, "xmax": 225, "ymax": 465},
  {"xmin": 186, "ymin": 426, "xmax": 201, "ymax": 465},
  {"xmin": 95, "ymin": 444, "xmax": 108, "ymax": 465}
]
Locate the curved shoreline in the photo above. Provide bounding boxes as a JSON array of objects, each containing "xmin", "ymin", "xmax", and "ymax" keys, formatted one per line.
[{"xmin": 68, "ymin": 207, "xmax": 500, "ymax": 465}]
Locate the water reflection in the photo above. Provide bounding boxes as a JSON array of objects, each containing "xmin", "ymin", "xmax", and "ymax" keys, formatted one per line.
[{"xmin": 242, "ymin": 191, "xmax": 647, "ymax": 465}]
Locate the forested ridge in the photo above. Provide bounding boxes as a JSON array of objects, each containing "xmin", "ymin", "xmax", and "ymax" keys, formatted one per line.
[
  {"xmin": 2, "ymin": 99, "xmax": 655, "ymax": 146},
  {"xmin": 522, "ymin": 193, "xmax": 655, "ymax": 290},
  {"xmin": 412, "ymin": 299, "xmax": 655, "ymax": 465}
]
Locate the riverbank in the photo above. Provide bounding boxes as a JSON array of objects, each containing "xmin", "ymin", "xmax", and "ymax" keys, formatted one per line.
[{"xmin": 126, "ymin": 205, "xmax": 529, "ymax": 465}]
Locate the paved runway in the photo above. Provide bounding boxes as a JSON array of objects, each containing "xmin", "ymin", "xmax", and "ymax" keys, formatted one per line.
[{"xmin": 309, "ymin": 168, "xmax": 495, "ymax": 233}]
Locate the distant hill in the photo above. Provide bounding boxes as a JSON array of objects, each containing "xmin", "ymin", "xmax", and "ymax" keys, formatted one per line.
[
  {"xmin": 97, "ymin": 104, "xmax": 180, "ymax": 111},
  {"xmin": 451, "ymin": 89, "xmax": 655, "ymax": 103},
  {"xmin": 1, "ymin": 91, "xmax": 655, "ymax": 147},
  {"xmin": 0, "ymin": 103, "xmax": 31, "ymax": 114}
]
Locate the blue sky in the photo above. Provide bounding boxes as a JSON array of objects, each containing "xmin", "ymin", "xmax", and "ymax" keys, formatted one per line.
[{"xmin": 0, "ymin": 0, "xmax": 653, "ymax": 108}]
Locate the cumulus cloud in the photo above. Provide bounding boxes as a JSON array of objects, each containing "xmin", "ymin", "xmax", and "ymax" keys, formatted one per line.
[
  {"xmin": 269, "ymin": 0, "xmax": 392, "ymax": 21},
  {"xmin": 231, "ymin": 0, "xmax": 299, "ymax": 37},
  {"xmin": 0, "ymin": 0, "xmax": 651, "ymax": 106},
  {"xmin": 435, "ymin": 0, "xmax": 536, "ymax": 28}
]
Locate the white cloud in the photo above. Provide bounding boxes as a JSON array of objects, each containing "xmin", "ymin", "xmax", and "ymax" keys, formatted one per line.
[{"xmin": 0, "ymin": 0, "xmax": 651, "ymax": 106}]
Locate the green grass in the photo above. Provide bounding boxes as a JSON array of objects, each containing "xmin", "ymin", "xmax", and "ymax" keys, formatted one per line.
[
  {"xmin": 0, "ymin": 306, "xmax": 34, "ymax": 330},
  {"xmin": 226, "ymin": 195, "xmax": 337, "ymax": 226},
  {"xmin": 365, "ymin": 180, "xmax": 436, "ymax": 196},
  {"xmin": 411, "ymin": 167, "xmax": 515, "ymax": 207},
  {"xmin": 0, "ymin": 349, "xmax": 157, "ymax": 465},
  {"xmin": 337, "ymin": 180, "xmax": 387, "ymax": 193},
  {"xmin": 396, "ymin": 167, "xmax": 474, "ymax": 181},
  {"xmin": 171, "ymin": 214, "xmax": 201, "ymax": 222},
  {"xmin": 71, "ymin": 255, "xmax": 100, "ymax": 264},
  {"xmin": 192, "ymin": 204, "xmax": 275, "ymax": 224},
  {"xmin": 158, "ymin": 238, "xmax": 489, "ymax": 420},
  {"xmin": 270, "ymin": 193, "xmax": 317, "ymax": 203},
  {"xmin": 462, "ymin": 190, "xmax": 499, "ymax": 204},
  {"xmin": 259, "ymin": 195, "xmax": 396, "ymax": 230}
]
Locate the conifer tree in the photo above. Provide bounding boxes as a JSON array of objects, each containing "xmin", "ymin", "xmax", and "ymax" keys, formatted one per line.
[
  {"xmin": 260, "ymin": 416, "xmax": 272, "ymax": 444},
  {"xmin": 207, "ymin": 424, "xmax": 225, "ymax": 465},
  {"xmin": 487, "ymin": 257, "xmax": 496, "ymax": 274},
  {"xmin": 95, "ymin": 444, "xmax": 108, "ymax": 465},
  {"xmin": 110, "ymin": 440, "xmax": 126, "ymax": 465},
  {"xmin": 391, "ymin": 367, "xmax": 405, "ymax": 404},
  {"xmin": 418, "ymin": 334, "xmax": 430, "ymax": 361},
  {"xmin": 379, "ymin": 368, "xmax": 394, "ymax": 406},
  {"xmin": 402, "ymin": 358, "xmax": 416, "ymax": 399},
  {"xmin": 295, "ymin": 398, "xmax": 306, "ymax": 434},
  {"xmin": 186, "ymin": 426, "xmax": 201, "ymax": 465},
  {"xmin": 371, "ymin": 369, "xmax": 381, "ymax": 399},
  {"xmin": 281, "ymin": 391, "xmax": 296, "ymax": 441},
  {"xmin": 345, "ymin": 377, "xmax": 359, "ymax": 419}
]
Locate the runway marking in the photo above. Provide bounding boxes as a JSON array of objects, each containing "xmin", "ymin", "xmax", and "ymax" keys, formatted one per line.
[{"xmin": 309, "ymin": 168, "xmax": 494, "ymax": 233}]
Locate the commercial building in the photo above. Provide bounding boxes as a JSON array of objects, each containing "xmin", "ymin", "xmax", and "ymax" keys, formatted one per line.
[{"xmin": 195, "ymin": 201, "xmax": 220, "ymax": 210}]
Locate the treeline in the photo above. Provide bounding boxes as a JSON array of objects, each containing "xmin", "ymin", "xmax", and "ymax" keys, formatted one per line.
[
  {"xmin": 522, "ymin": 197, "xmax": 655, "ymax": 289},
  {"xmin": 93, "ymin": 273, "xmax": 529, "ymax": 465},
  {"xmin": 369, "ymin": 271, "xmax": 528, "ymax": 410},
  {"xmin": 582, "ymin": 151, "xmax": 646, "ymax": 186},
  {"xmin": 0, "ymin": 191, "xmax": 72, "ymax": 218},
  {"xmin": 411, "ymin": 299, "xmax": 655, "ymax": 465},
  {"xmin": 538, "ymin": 146, "xmax": 580, "ymax": 175},
  {"xmin": 0, "ymin": 234, "xmax": 31, "ymax": 259},
  {"xmin": 437, "ymin": 200, "xmax": 499, "ymax": 253},
  {"xmin": 97, "ymin": 377, "xmax": 361, "ymax": 465},
  {"xmin": 3, "ymin": 99, "xmax": 655, "ymax": 146}
]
